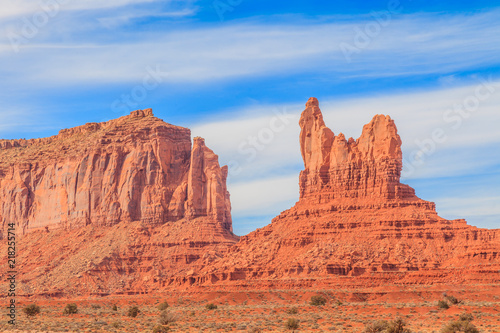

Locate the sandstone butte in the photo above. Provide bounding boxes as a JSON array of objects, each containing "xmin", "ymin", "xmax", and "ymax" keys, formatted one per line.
[
  {"xmin": 0, "ymin": 102, "xmax": 498, "ymax": 297},
  {"xmin": 192, "ymin": 98, "xmax": 500, "ymax": 289},
  {"xmin": 0, "ymin": 109, "xmax": 238, "ymax": 296}
]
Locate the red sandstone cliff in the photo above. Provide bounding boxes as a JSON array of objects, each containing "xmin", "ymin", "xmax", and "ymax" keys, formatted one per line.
[
  {"xmin": 194, "ymin": 98, "xmax": 499, "ymax": 287},
  {"xmin": 0, "ymin": 102, "xmax": 498, "ymax": 296},
  {"xmin": 0, "ymin": 109, "xmax": 237, "ymax": 295},
  {"xmin": 0, "ymin": 109, "xmax": 232, "ymax": 238}
]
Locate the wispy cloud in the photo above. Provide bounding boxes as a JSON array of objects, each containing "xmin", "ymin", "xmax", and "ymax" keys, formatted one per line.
[
  {"xmin": 97, "ymin": 8, "xmax": 198, "ymax": 28},
  {"xmin": 437, "ymin": 196, "xmax": 500, "ymax": 218},
  {"xmin": 0, "ymin": 0, "xmax": 158, "ymax": 20},
  {"xmin": 194, "ymin": 79, "xmax": 500, "ymax": 181},
  {"xmin": 192, "ymin": 80, "xmax": 500, "ymax": 230},
  {"xmin": 1, "ymin": 5, "xmax": 498, "ymax": 232},
  {"xmin": 229, "ymin": 174, "xmax": 299, "ymax": 217},
  {"xmin": 2, "ymin": 10, "xmax": 500, "ymax": 84}
]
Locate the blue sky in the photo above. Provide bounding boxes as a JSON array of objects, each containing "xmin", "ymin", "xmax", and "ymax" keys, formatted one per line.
[{"xmin": 1, "ymin": 0, "xmax": 499, "ymax": 235}]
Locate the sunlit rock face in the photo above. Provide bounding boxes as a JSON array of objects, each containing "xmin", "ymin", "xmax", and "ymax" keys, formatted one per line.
[{"xmin": 194, "ymin": 98, "xmax": 499, "ymax": 288}]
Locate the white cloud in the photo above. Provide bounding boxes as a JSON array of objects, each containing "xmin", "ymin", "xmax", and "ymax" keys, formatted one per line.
[
  {"xmin": 1, "ymin": 7, "xmax": 499, "ymax": 231},
  {"xmin": 191, "ymin": 104, "xmax": 302, "ymax": 182},
  {"xmin": 190, "ymin": 80, "xmax": 500, "ymax": 230},
  {"xmin": 2, "ymin": 10, "xmax": 500, "ymax": 83},
  {"xmin": 194, "ymin": 79, "xmax": 500, "ymax": 181},
  {"xmin": 97, "ymin": 8, "xmax": 197, "ymax": 28},
  {"xmin": 436, "ymin": 196, "xmax": 500, "ymax": 218},
  {"xmin": 228, "ymin": 174, "xmax": 299, "ymax": 217},
  {"xmin": 0, "ymin": 0, "xmax": 158, "ymax": 20},
  {"xmin": 319, "ymin": 80, "xmax": 500, "ymax": 179}
]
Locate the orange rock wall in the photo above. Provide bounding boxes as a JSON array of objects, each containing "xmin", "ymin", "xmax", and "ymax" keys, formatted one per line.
[{"xmin": 0, "ymin": 109, "xmax": 232, "ymax": 239}]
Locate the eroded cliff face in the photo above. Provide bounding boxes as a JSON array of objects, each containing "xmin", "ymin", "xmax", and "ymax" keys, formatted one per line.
[
  {"xmin": 299, "ymin": 97, "xmax": 417, "ymax": 203},
  {"xmin": 0, "ymin": 109, "xmax": 232, "ymax": 238},
  {"xmin": 1, "ymin": 101, "xmax": 498, "ymax": 296},
  {"xmin": 0, "ymin": 109, "xmax": 238, "ymax": 295},
  {"xmin": 196, "ymin": 98, "xmax": 499, "ymax": 288}
]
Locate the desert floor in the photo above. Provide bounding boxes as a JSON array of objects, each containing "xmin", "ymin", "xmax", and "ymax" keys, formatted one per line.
[{"xmin": 1, "ymin": 284, "xmax": 499, "ymax": 332}]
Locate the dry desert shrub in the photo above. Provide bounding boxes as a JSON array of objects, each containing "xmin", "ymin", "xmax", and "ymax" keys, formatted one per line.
[
  {"xmin": 438, "ymin": 300, "xmax": 450, "ymax": 309},
  {"xmin": 152, "ymin": 324, "xmax": 170, "ymax": 333},
  {"xmin": 158, "ymin": 310, "xmax": 176, "ymax": 325},
  {"xmin": 364, "ymin": 318, "xmax": 411, "ymax": 333},
  {"xmin": 158, "ymin": 301, "xmax": 169, "ymax": 311},
  {"xmin": 127, "ymin": 306, "xmax": 140, "ymax": 317},
  {"xmin": 23, "ymin": 304, "xmax": 41, "ymax": 317},
  {"xmin": 205, "ymin": 303, "xmax": 218, "ymax": 310},
  {"xmin": 441, "ymin": 320, "xmax": 479, "ymax": 333},
  {"xmin": 364, "ymin": 320, "xmax": 389, "ymax": 333},
  {"xmin": 442, "ymin": 314, "xmax": 478, "ymax": 333},
  {"xmin": 285, "ymin": 318, "xmax": 299, "ymax": 330},
  {"xmin": 386, "ymin": 318, "xmax": 411, "ymax": 333},
  {"xmin": 445, "ymin": 295, "xmax": 461, "ymax": 305},
  {"xmin": 310, "ymin": 295, "xmax": 327, "ymax": 306},
  {"xmin": 63, "ymin": 303, "xmax": 78, "ymax": 315},
  {"xmin": 459, "ymin": 313, "xmax": 474, "ymax": 322}
]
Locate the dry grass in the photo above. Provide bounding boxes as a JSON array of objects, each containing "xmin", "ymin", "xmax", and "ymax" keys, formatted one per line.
[{"xmin": 1, "ymin": 287, "xmax": 499, "ymax": 332}]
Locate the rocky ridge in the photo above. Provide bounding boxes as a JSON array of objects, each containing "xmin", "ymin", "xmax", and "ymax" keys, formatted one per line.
[
  {"xmin": 0, "ymin": 109, "xmax": 237, "ymax": 295},
  {"xmin": 0, "ymin": 101, "xmax": 498, "ymax": 296},
  {"xmin": 193, "ymin": 98, "xmax": 499, "ymax": 288},
  {"xmin": 0, "ymin": 109, "xmax": 232, "ymax": 238}
]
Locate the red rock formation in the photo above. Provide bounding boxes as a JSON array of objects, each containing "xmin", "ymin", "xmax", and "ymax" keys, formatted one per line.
[
  {"xmin": 299, "ymin": 97, "xmax": 417, "ymax": 203},
  {"xmin": 1, "ymin": 101, "xmax": 498, "ymax": 296},
  {"xmin": 0, "ymin": 109, "xmax": 238, "ymax": 296},
  {"xmin": 195, "ymin": 98, "xmax": 499, "ymax": 287},
  {"xmin": 0, "ymin": 109, "xmax": 232, "ymax": 238}
]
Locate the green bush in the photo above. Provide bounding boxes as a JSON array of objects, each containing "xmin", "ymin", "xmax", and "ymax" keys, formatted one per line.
[
  {"xmin": 310, "ymin": 295, "xmax": 327, "ymax": 306},
  {"xmin": 286, "ymin": 307, "xmax": 298, "ymax": 315},
  {"xmin": 438, "ymin": 300, "xmax": 450, "ymax": 309},
  {"xmin": 112, "ymin": 304, "xmax": 118, "ymax": 311},
  {"xmin": 152, "ymin": 325, "xmax": 170, "ymax": 333},
  {"xmin": 285, "ymin": 318, "xmax": 299, "ymax": 330},
  {"xmin": 23, "ymin": 304, "xmax": 41, "ymax": 317},
  {"xmin": 158, "ymin": 301, "xmax": 169, "ymax": 311},
  {"xmin": 441, "ymin": 320, "xmax": 479, "ymax": 333},
  {"xmin": 158, "ymin": 310, "xmax": 176, "ymax": 325},
  {"xmin": 205, "ymin": 303, "xmax": 218, "ymax": 310},
  {"xmin": 127, "ymin": 306, "xmax": 140, "ymax": 318},
  {"xmin": 63, "ymin": 303, "xmax": 78, "ymax": 315},
  {"xmin": 91, "ymin": 304, "xmax": 101, "ymax": 309}
]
